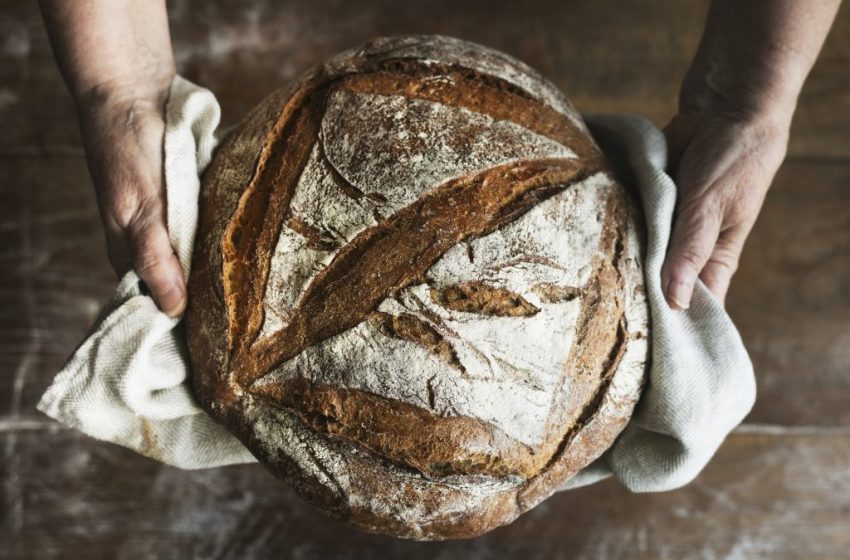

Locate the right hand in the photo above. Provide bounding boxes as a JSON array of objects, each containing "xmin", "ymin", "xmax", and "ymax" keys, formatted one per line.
[
  {"xmin": 661, "ymin": 107, "xmax": 789, "ymax": 308},
  {"xmin": 77, "ymin": 87, "xmax": 187, "ymax": 317}
]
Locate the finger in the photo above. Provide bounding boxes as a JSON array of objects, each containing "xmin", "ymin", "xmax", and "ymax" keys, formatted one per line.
[
  {"xmin": 698, "ymin": 227, "xmax": 746, "ymax": 303},
  {"xmin": 127, "ymin": 207, "xmax": 186, "ymax": 318},
  {"xmin": 661, "ymin": 199, "xmax": 722, "ymax": 310},
  {"xmin": 699, "ymin": 261, "xmax": 733, "ymax": 305}
]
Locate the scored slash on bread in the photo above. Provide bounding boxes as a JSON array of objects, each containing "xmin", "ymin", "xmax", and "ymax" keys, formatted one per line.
[{"xmin": 186, "ymin": 34, "xmax": 649, "ymax": 540}]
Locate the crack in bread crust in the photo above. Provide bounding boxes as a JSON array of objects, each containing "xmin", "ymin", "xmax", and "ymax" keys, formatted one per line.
[
  {"xmin": 368, "ymin": 311, "xmax": 465, "ymax": 372},
  {"xmin": 220, "ymin": 58, "xmax": 601, "ymax": 364},
  {"xmin": 234, "ymin": 157, "xmax": 595, "ymax": 382},
  {"xmin": 221, "ymin": 74, "xmax": 331, "ymax": 358},
  {"xmin": 531, "ymin": 283, "xmax": 583, "ymax": 303},
  {"xmin": 336, "ymin": 61, "xmax": 601, "ymax": 162},
  {"xmin": 190, "ymin": 37, "xmax": 649, "ymax": 541},
  {"xmin": 221, "ymin": 53, "xmax": 623, "ymax": 480},
  {"xmin": 534, "ymin": 191, "xmax": 629, "ymax": 453},
  {"xmin": 285, "ymin": 215, "xmax": 339, "ymax": 252},
  {"xmin": 244, "ymin": 188, "xmax": 630, "ymax": 483},
  {"xmin": 428, "ymin": 282, "xmax": 541, "ymax": 317},
  {"xmin": 251, "ymin": 378, "xmax": 538, "ymax": 479}
]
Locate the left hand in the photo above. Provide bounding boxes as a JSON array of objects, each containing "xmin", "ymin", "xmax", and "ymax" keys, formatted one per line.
[
  {"xmin": 77, "ymin": 87, "xmax": 186, "ymax": 317},
  {"xmin": 661, "ymin": 108, "xmax": 790, "ymax": 308}
]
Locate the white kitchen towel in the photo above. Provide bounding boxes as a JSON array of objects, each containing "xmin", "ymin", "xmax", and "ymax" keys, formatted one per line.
[
  {"xmin": 37, "ymin": 76, "xmax": 756, "ymax": 490},
  {"xmin": 559, "ymin": 114, "xmax": 757, "ymax": 491},
  {"xmin": 37, "ymin": 76, "xmax": 255, "ymax": 468}
]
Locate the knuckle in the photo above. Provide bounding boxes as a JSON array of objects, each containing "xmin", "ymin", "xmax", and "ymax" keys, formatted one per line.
[
  {"xmin": 126, "ymin": 199, "xmax": 165, "ymax": 237},
  {"xmin": 129, "ymin": 228, "xmax": 171, "ymax": 279},
  {"xmin": 133, "ymin": 249, "xmax": 168, "ymax": 278},
  {"xmin": 713, "ymin": 236, "xmax": 744, "ymax": 268},
  {"xmin": 678, "ymin": 195, "xmax": 722, "ymax": 226},
  {"xmin": 103, "ymin": 190, "xmax": 141, "ymax": 229},
  {"xmin": 701, "ymin": 263, "xmax": 735, "ymax": 293},
  {"xmin": 708, "ymin": 251, "xmax": 740, "ymax": 276},
  {"xmin": 102, "ymin": 182, "xmax": 163, "ymax": 232},
  {"xmin": 674, "ymin": 248, "xmax": 707, "ymax": 271}
]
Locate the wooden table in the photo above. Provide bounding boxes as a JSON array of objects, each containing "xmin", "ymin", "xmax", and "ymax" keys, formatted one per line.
[{"xmin": 2, "ymin": 1, "xmax": 849, "ymax": 558}]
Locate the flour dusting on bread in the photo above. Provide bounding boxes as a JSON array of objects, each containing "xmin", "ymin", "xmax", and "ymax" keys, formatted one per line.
[{"xmin": 186, "ymin": 34, "xmax": 649, "ymax": 540}]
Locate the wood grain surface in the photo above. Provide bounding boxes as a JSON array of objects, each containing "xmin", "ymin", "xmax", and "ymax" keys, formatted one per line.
[
  {"xmin": 4, "ymin": 428, "xmax": 850, "ymax": 560},
  {"xmin": 2, "ymin": 0, "xmax": 849, "ymax": 558}
]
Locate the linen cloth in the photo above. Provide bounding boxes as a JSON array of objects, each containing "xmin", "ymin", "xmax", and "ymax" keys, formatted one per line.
[{"xmin": 38, "ymin": 77, "xmax": 756, "ymax": 490}]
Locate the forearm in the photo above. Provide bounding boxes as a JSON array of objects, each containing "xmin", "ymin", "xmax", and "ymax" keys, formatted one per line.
[
  {"xmin": 39, "ymin": 0, "xmax": 175, "ymax": 109},
  {"xmin": 681, "ymin": 0, "xmax": 841, "ymax": 121}
]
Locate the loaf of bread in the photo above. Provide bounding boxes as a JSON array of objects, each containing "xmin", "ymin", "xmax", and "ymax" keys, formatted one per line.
[{"xmin": 186, "ymin": 34, "xmax": 649, "ymax": 540}]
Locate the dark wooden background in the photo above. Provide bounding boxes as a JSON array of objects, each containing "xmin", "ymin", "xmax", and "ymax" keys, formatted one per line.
[{"xmin": 2, "ymin": 1, "xmax": 849, "ymax": 558}]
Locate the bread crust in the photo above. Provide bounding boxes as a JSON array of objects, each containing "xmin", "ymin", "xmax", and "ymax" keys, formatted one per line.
[{"xmin": 186, "ymin": 34, "xmax": 649, "ymax": 540}]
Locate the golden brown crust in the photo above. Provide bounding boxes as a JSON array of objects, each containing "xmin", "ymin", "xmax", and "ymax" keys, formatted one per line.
[
  {"xmin": 428, "ymin": 282, "xmax": 541, "ymax": 317},
  {"xmin": 238, "ymin": 157, "xmax": 593, "ymax": 382},
  {"xmin": 248, "ymin": 188, "xmax": 629, "ymax": 484},
  {"xmin": 186, "ymin": 34, "xmax": 648, "ymax": 540},
  {"xmin": 368, "ymin": 311, "xmax": 465, "ymax": 370},
  {"xmin": 336, "ymin": 61, "xmax": 600, "ymax": 161},
  {"xmin": 221, "ymin": 74, "xmax": 330, "ymax": 359},
  {"xmin": 186, "ymin": 71, "xmax": 317, "ymax": 412},
  {"xmin": 215, "ymin": 51, "xmax": 603, "ymax": 373}
]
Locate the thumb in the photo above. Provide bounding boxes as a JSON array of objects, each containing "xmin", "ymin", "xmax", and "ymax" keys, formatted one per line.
[
  {"xmin": 127, "ymin": 208, "xmax": 187, "ymax": 318},
  {"xmin": 698, "ymin": 227, "xmax": 746, "ymax": 304},
  {"xmin": 661, "ymin": 200, "xmax": 722, "ymax": 310}
]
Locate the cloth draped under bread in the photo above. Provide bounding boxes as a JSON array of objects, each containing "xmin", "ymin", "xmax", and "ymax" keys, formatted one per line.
[{"xmin": 37, "ymin": 76, "xmax": 756, "ymax": 493}]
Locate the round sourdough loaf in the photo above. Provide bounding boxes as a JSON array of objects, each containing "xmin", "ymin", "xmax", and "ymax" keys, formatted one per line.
[{"xmin": 186, "ymin": 34, "xmax": 649, "ymax": 540}]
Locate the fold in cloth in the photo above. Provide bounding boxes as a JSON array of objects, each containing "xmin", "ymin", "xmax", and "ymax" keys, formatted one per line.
[{"xmin": 38, "ymin": 77, "xmax": 755, "ymax": 490}]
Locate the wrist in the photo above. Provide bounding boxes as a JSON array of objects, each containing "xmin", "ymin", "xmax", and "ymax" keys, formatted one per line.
[
  {"xmin": 678, "ymin": 13, "xmax": 811, "ymax": 130},
  {"xmin": 69, "ymin": 48, "xmax": 175, "ymax": 116},
  {"xmin": 74, "ymin": 73, "xmax": 172, "ymax": 120},
  {"xmin": 677, "ymin": 62, "xmax": 799, "ymax": 132}
]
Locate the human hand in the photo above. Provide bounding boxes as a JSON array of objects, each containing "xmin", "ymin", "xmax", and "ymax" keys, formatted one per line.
[
  {"xmin": 77, "ymin": 87, "xmax": 186, "ymax": 317},
  {"xmin": 659, "ymin": 0, "xmax": 841, "ymax": 310},
  {"xmin": 661, "ymin": 108, "xmax": 789, "ymax": 309},
  {"xmin": 39, "ymin": 0, "xmax": 181, "ymax": 315}
]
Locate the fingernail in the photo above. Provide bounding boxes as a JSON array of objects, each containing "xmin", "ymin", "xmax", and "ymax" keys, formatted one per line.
[
  {"xmin": 161, "ymin": 281, "xmax": 187, "ymax": 318},
  {"xmin": 667, "ymin": 279, "xmax": 691, "ymax": 311}
]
